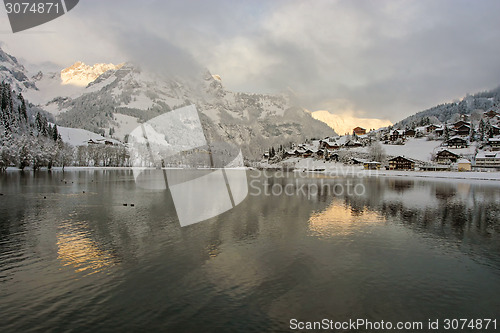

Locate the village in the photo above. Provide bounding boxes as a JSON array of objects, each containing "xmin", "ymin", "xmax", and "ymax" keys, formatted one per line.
[{"xmin": 262, "ymin": 109, "xmax": 500, "ymax": 172}]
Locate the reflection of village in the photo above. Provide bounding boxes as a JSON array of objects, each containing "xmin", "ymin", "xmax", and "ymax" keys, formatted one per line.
[
  {"xmin": 263, "ymin": 110, "xmax": 500, "ymax": 171},
  {"xmin": 306, "ymin": 176, "xmax": 499, "ymax": 244}
]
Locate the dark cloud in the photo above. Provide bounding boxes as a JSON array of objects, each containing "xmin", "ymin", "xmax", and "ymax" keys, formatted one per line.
[{"xmin": 2, "ymin": 0, "xmax": 500, "ymax": 121}]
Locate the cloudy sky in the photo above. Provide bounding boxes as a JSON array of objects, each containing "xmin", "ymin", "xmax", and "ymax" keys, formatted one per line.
[{"xmin": 1, "ymin": 0, "xmax": 500, "ymax": 122}]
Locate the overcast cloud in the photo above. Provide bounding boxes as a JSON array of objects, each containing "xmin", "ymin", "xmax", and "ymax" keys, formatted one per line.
[{"xmin": 1, "ymin": 0, "xmax": 500, "ymax": 121}]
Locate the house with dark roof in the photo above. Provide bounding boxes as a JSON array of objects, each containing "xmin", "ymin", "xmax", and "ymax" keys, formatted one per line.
[
  {"xmin": 484, "ymin": 110, "xmax": 499, "ymax": 118},
  {"xmin": 446, "ymin": 136, "xmax": 468, "ymax": 148},
  {"xmin": 436, "ymin": 150, "xmax": 460, "ymax": 164},
  {"xmin": 426, "ymin": 124, "xmax": 439, "ymax": 133},
  {"xmin": 404, "ymin": 129, "xmax": 416, "ymax": 137},
  {"xmin": 353, "ymin": 127, "xmax": 366, "ymax": 135},
  {"xmin": 490, "ymin": 125, "xmax": 500, "ymax": 136},
  {"xmin": 454, "ymin": 124, "xmax": 471, "ymax": 136},
  {"xmin": 453, "ymin": 120, "xmax": 470, "ymax": 129},
  {"xmin": 389, "ymin": 130, "xmax": 405, "ymax": 142},
  {"xmin": 388, "ymin": 156, "xmax": 415, "ymax": 170}
]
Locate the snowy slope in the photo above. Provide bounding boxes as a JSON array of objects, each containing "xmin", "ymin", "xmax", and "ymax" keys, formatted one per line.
[{"xmin": 57, "ymin": 126, "xmax": 119, "ymax": 146}]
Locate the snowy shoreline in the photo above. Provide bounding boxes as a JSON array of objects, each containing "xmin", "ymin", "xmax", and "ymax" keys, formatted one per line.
[
  {"xmin": 4, "ymin": 164, "xmax": 500, "ymax": 183},
  {"xmin": 253, "ymin": 158, "xmax": 500, "ymax": 183}
]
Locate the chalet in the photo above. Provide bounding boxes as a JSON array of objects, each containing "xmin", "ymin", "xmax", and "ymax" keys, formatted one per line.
[
  {"xmin": 302, "ymin": 149, "xmax": 315, "ymax": 158},
  {"xmin": 350, "ymin": 158, "xmax": 366, "ymax": 165},
  {"xmin": 344, "ymin": 140, "xmax": 363, "ymax": 148},
  {"xmin": 446, "ymin": 136, "xmax": 468, "ymax": 148},
  {"xmin": 484, "ymin": 110, "xmax": 499, "ymax": 118},
  {"xmin": 284, "ymin": 150, "xmax": 296, "ymax": 158},
  {"xmin": 475, "ymin": 151, "xmax": 500, "ymax": 167},
  {"xmin": 488, "ymin": 138, "xmax": 500, "ymax": 150},
  {"xmin": 294, "ymin": 149, "xmax": 306, "ymax": 157},
  {"xmin": 457, "ymin": 159, "xmax": 471, "ymax": 171},
  {"xmin": 320, "ymin": 140, "xmax": 340, "ymax": 150},
  {"xmin": 436, "ymin": 150, "xmax": 460, "ymax": 164},
  {"xmin": 434, "ymin": 127, "xmax": 444, "ymax": 136},
  {"xmin": 353, "ymin": 127, "xmax": 366, "ymax": 135},
  {"xmin": 87, "ymin": 139, "xmax": 99, "ymax": 145},
  {"xmin": 326, "ymin": 153, "xmax": 339, "ymax": 162},
  {"xmin": 455, "ymin": 124, "xmax": 471, "ymax": 136},
  {"xmin": 363, "ymin": 161, "xmax": 381, "ymax": 170},
  {"xmin": 404, "ymin": 129, "xmax": 416, "ymax": 137},
  {"xmin": 490, "ymin": 125, "xmax": 500, "ymax": 136},
  {"xmin": 390, "ymin": 130, "xmax": 405, "ymax": 142},
  {"xmin": 453, "ymin": 120, "xmax": 470, "ymax": 129},
  {"xmin": 388, "ymin": 156, "xmax": 415, "ymax": 170},
  {"xmin": 426, "ymin": 124, "xmax": 439, "ymax": 133}
]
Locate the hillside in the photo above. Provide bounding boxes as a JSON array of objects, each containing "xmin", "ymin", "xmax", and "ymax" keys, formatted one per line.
[{"xmin": 396, "ymin": 86, "xmax": 500, "ymax": 127}]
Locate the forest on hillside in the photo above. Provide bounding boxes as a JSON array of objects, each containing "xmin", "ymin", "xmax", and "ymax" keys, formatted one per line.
[{"xmin": 0, "ymin": 82, "xmax": 130, "ymax": 171}]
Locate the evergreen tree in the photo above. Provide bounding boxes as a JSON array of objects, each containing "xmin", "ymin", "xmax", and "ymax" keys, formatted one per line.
[
  {"xmin": 479, "ymin": 118, "xmax": 485, "ymax": 141},
  {"xmin": 469, "ymin": 126, "xmax": 476, "ymax": 142},
  {"xmin": 52, "ymin": 125, "xmax": 59, "ymax": 142},
  {"xmin": 443, "ymin": 123, "xmax": 450, "ymax": 141}
]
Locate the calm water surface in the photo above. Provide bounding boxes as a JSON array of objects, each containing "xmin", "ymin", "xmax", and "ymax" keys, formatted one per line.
[{"xmin": 0, "ymin": 170, "xmax": 499, "ymax": 332}]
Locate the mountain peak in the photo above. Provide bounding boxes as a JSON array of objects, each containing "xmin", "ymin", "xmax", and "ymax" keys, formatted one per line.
[{"xmin": 61, "ymin": 61, "xmax": 124, "ymax": 86}]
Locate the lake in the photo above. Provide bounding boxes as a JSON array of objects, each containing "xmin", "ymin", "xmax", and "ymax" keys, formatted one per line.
[{"xmin": 1, "ymin": 169, "xmax": 499, "ymax": 332}]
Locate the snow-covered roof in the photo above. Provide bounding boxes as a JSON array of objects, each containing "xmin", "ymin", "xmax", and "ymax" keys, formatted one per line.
[
  {"xmin": 415, "ymin": 126, "xmax": 427, "ymax": 132},
  {"xmin": 447, "ymin": 136, "xmax": 467, "ymax": 141},
  {"xmin": 457, "ymin": 159, "xmax": 470, "ymax": 164},
  {"xmin": 476, "ymin": 151, "xmax": 500, "ymax": 159}
]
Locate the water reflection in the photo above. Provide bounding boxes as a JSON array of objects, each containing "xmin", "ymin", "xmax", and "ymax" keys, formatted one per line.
[
  {"xmin": 57, "ymin": 220, "xmax": 117, "ymax": 275},
  {"xmin": 308, "ymin": 200, "xmax": 385, "ymax": 239},
  {"xmin": 1, "ymin": 170, "xmax": 500, "ymax": 332}
]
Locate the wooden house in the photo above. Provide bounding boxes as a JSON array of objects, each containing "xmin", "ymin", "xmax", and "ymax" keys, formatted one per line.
[
  {"xmin": 353, "ymin": 127, "xmax": 366, "ymax": 135},
  {"xmin": 436, "ymin": 150, "xmax": 459, "ymax": 164},
  {"xmin": 453, "ymin": 120, "xmax": 470, "ymax": 129},
  {"xmin": 320, "ymin": 140, "xmax": 340, "ymax": 150},
  {"xmin": 404, "ymin": 129, "xmax": 416, "ymax": 137},
  {"xmin": 426, "ymin": 124, "xmax": 439, "ymax": 133},
  {"xmin": 490, "ymin": 125, "xmax": 500, "ymax": 136},
  {"xmin": 446, "ymin": 137, "xmax": 468, "ymax": 148},
  {"xmin": 388, "ymin": 156, "xmax": 415, "ymax": 170},
  {"xmin": 484, "ymin": 110, "xmax": 499, "ymax": 118},
  {"xmin": 454, "ymin": 124, "xmax": 470, "ymax": 136},
  {"xmin": 390, "ymin": 130, "xmax": 404, "ymax": 142},
  {"xmin": 364, "ymin": 161, "xmax": 381, "ymax": 170}
]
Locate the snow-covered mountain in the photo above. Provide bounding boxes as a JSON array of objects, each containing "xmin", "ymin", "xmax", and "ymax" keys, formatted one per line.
[
  {"xmin": 60, "ymin": 61, "xmax": 124, "ymax": 86},
  {"xmin": 0, "ymin": 46, "xmax": 335, "ymax": 159},
  {"xmin": 0, "ymin": 47, "xmax": 37, "ymax": 91},
  {"xmin": 311, "ymin": 110, "xmax": 393, "ymax": 135}
]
